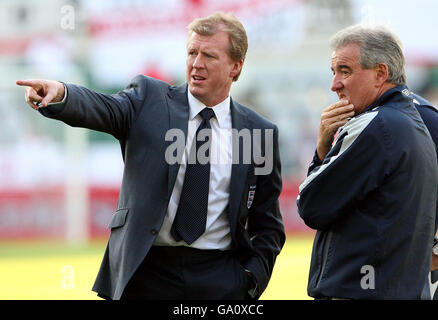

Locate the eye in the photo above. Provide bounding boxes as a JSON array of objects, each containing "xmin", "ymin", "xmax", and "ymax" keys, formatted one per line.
[
  {"xmin": 204, "ymin": 52, "xmax": 216, "ymax": 59},
  {"xmin": 340, "ymin": 68, "xmax": 351, "ymax": 76}
]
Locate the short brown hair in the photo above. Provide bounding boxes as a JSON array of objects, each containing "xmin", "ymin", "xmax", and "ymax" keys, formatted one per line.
[{"xmin": 187, "ymin": 11, "xmax": 248, "ymax": 81}]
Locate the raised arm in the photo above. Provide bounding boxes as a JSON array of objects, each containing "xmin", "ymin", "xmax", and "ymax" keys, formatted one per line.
[{"xmin": 16, "ymin": 75, "xmax": 149, "ymax": 140}]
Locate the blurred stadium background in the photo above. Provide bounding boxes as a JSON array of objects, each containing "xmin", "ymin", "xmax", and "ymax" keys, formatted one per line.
[{"xmin": 0, "ymin": 0, "xmax": 437, "ymax": 300}]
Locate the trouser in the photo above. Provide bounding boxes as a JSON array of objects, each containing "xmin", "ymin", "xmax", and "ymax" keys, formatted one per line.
[{"xmin": 120, "ymin": 245, "xmax": 249, "ymax": 300}]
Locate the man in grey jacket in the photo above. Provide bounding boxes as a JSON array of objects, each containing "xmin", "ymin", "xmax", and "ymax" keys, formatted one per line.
[{"xmin": 17, "ymin": 12, "xmax": 285, "ymax": 300}]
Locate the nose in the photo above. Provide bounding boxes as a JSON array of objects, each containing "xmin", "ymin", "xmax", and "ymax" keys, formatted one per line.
[
  {"xmin": 331, "ymin": 74, "xmax": 343, "ymax": 92},
  {"xmin": 192, "ymin": 54, "xmax": 204, "ymax": 69}
]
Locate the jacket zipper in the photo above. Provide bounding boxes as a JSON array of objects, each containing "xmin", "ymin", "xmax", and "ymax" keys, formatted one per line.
[{"xmin": 316, "ymin": 231, "xmax": 333, "ymax": 287}]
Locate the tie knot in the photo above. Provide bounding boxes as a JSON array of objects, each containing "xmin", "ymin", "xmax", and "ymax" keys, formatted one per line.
[{"xmin": 199, "ymin": 108, "xmax": 215, "ymax": 121}]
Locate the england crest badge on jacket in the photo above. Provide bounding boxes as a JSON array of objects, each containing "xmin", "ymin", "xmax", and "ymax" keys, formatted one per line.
[{"xmin": 247, "ymin": 185, "xmax": 256, "ymax": 209}]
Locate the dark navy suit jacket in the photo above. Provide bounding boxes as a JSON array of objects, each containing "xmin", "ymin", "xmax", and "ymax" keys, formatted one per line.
[{"xmin": 40, "ymin": 75, "xmax": 285, "ymax": 300}]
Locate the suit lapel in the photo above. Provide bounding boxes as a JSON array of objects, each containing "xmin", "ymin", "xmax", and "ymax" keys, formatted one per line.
[
  {"xmin": 229, "ymin": 99, "xmax": 250, "ymax": 236},
  {"xmin": 165, "ymin": 83, "xmax": 189, "ymax": 197}
]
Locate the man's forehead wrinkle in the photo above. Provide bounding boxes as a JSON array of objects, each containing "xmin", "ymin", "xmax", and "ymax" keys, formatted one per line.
[{"xmin": 331, "ymin": 53, "xmax": 358, "ymax": 70}]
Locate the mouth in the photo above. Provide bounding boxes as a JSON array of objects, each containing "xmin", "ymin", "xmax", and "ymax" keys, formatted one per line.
[{"xmin": 191, "ymin": 75, "xmax": 206, "ymax": 83}]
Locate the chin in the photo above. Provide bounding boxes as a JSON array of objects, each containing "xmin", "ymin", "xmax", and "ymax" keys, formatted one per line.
[
  {"xmin": 355, "ymin": 106, "xmax": 367, "ymax": 115},
  {"xmin": 189, "ymin": 86, "xmax": 201, "ymax": 97},
  {"xmin": 190, "ymin": 88, "xmax": 207, "ymax": 102}
]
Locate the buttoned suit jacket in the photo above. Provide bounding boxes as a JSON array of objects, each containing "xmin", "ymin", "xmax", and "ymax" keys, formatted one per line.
[{"xmin": 40, "ymin": 75, "xmax": 285, "ymax": 300}]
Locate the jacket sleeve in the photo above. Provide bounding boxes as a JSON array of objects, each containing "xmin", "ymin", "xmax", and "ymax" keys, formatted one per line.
[
  {"xmin": 297, "ymin": 112, "xmax": 392, "ymax": 230},
  {"xmin": 415, "ymin": 105, "xmax": 438, "ymax": 236},
  {"xmin": 38, "ymin": 74, "xmax": 149, "ymax": 140},
  {"xmin": 244, "ymin": 124, "xmax": 285, "ymax": 298}
]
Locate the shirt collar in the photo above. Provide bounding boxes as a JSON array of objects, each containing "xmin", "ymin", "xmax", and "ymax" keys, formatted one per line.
[{"xmin": 187, "ymin": 90, "xmax": 231, "ymax": 128}]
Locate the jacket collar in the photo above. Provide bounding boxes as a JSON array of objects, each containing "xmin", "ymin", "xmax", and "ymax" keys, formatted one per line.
[{"xmin": 365, "ymin": 85, "xmax": 410, "ymax": 112}]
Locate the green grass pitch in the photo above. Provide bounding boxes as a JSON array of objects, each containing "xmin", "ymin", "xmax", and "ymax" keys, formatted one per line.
[{"xmin": 0, "ymin": 235, "xmax": 313, "ymax": 300}]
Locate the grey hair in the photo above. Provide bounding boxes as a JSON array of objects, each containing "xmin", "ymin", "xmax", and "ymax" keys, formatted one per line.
[{"xmin": 330, "ymin": 24, "xmax": 407, "ymax": 85}]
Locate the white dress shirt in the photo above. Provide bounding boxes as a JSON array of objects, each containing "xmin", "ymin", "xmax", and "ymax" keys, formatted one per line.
[
  {"xmin": 153, "ymin": 90, "xmax": 233, "ymax": 250},
  {"xmin": 53, "ymin": 86, "xmax": 233, "ymax": 250}
]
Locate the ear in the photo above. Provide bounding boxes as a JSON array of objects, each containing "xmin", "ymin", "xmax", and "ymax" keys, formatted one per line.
[
  {"xmin": 375, "ymin": 63, "xmax": 390, "ymax": 87},
  {"xmin": 229, "ymin": 59, "xmax": 244, "ymax": 79}
]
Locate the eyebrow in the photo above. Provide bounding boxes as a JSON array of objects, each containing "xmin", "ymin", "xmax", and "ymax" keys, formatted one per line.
[
  {"xmin": 187, "ymin": 47, "xmax": 218, "ymax": 58},
  {"xmin": 187, "ymin": 46, "xmax": 214, "ymax": 53},
  {"xmin": 332, "ymin": 64, "xmax": 352, "ymax": 71}
]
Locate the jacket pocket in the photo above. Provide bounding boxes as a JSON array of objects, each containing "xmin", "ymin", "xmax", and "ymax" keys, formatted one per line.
[
  {"xmin": 316, "ymin": 231, "xmax": 333, "ymax": 287},
  {"xmin": 106, "ymin": 208, "xmax": 129, "ymax": 230}
]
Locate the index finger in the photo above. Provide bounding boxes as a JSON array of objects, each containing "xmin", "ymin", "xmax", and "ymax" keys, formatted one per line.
[
  {"xmin": 16, "ymin": 79, "xmax": 42, "ymax": 88},
  {"xmin": 326, "ymin": 99, "xmax": 350, "ymax": 111}
]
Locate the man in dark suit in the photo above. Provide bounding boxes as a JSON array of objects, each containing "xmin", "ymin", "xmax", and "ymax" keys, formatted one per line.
[{"xmin": 16, "ymin": 12, "xmax": 285, "ymax": 300}]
